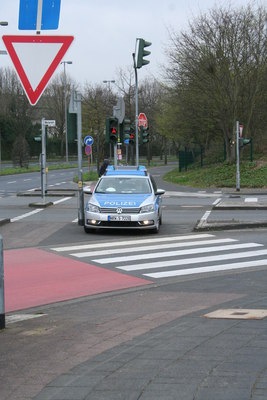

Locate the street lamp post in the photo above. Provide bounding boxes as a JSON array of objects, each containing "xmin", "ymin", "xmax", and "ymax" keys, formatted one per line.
[
  {"xmin": 61, "ymin": 60, "xmax": 72, "ymax": 163},
  {"xmin": 0, "ymin": 20, "xmax": 7, "ymax": 329},
  {"xmin": 0, "ymin": 21, "xmax": 8, "ymax": 174},
  {"xmin": 103, "ymin": 80, "xmax": 115, "ymax": 90},
  {"xmin": 103, "ymin": 80, "xmax": 115, "ymax": 160}
]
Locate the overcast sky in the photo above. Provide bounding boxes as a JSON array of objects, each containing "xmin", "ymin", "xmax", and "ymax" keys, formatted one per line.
[{"xmin": 0, "ymin": 0, "xmax": 262, "ymax": 89}]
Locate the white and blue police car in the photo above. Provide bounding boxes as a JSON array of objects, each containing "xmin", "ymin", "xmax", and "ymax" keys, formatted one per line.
[{"xmin": 84, "ymin": 165, "xmax": 165, "ymax": 233}]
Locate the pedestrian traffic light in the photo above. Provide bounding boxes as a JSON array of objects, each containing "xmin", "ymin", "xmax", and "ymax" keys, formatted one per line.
[
  {"xmin": 106, "ymin": 117, "xmax": 118, "ymax": 144},
  {"xmin": 239, "ymin": 138, "xmax": 251, "ymax": 147},
  {"xmin": 123, "ymin": 118, "xmax": 131, "ymax": 142},
  {"xmin": 140, "ymin": 126, "xmax": 149, "ymax": 144},
  {"xmin": 137, "ymin": 38, "xmax": 152, "ymax": 69}
]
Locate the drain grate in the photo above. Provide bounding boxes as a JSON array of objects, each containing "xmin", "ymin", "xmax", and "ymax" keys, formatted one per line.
[{"xmin": 204, "ymin": 309, "xmax": 267, "ymax": 320}]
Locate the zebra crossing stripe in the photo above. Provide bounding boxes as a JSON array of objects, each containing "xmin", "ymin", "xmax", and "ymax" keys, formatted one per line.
[
  {"xmin": 117, "ymin": 249, "xmax": 267, "ymax": 272},
  {"xmin": 51, "ymin": 233, "xmax": 215, "ymax": 252},
  {"xmin": 93, "ymin": 243, "xmax": 261, "ymax": 264},
  {"xmin": 72, "ymin": 238, "xmax": 237, "ymax": 258},
  {"xmin": 144, "ymin": 259, "xmax": 267, "ymax": 278}
]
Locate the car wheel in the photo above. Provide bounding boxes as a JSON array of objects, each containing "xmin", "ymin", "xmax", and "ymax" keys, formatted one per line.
[{"xmin": 151, "ymin": 215, "xmax": 160, "ymax": 234}]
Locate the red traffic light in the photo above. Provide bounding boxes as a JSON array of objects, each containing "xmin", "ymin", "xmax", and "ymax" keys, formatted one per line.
[{"xmin": 112, "ymin": 127, "xmax": 117, "ymax": 134}]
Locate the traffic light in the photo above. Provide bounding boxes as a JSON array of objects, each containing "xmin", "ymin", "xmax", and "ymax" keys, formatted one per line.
[
  {"xmin": 239, "ymin": 138, "xmax": 251, "ymax": 147},
  {"xmin": 140, "ymin": 126, "xmax": 149, "ymax": 144},
  {"xmin": 106, "ymin": 117, "xmax": 118, "ymax": 144},
  {"xmin": 123, "ymin": 118, "xmax": 131, "ymax": 142},
  {"xmin": 129, "ymin": 128, "xmax": 135, "ymax": 145},
  {"xmin": 137, "ymin": 38, "xmax": 152, "ymax": 69}
]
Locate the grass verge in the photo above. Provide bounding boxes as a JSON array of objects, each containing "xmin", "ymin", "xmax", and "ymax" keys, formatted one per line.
[{"xmin": 163, "ymin": 161, "xmax": 267, "ymax": 188}]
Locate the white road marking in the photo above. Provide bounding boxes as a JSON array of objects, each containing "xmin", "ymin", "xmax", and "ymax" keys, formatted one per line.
[
  {"xmin": 11, "ymin": 209, "xmax": 43, "ymax": 222},
  {"xmin": 144, "ymin": 259, "xmax": 267, "ymax": 279},
  {"xmin": 6, "ymin": 314, "xmax": 46, "ymax": 324},
  {"xmin": 71, "ymin": 238, "xmax": 238, "ymax": 258},
  {"xmin": 213, "ymin": 198, "xmax": 221, "ymax": 206},
  {"xmin": 118, "ymin": 249, "xmax": 267, "ymax": 272},
  {"xmin": 164, "ymin": 191, "xmax": 219, "ymax": 198},
  {"xmin": 53, "ymin": 197, "xmax": 72, "ymax": 205},
  {"xmin": 200, "ymin": 211, "xmax": 211, "ymax": 223},
  {"xmin": 23, "ymin": 179, "xmax": 32, "ymax": 182},
  {"xmin": 7, "ymin": 181, "xmax": 16, "ymax": 184},
  {"xmin": 94, "ymin": 243, "xmax": 261, "ymax": 264},
  {"xmin": 27, "ymin": 188, "xmax": 39, "ymax": 192},
  {"xmin": 51, "ymin": 233, "xmax": 215, "ymax": 252},
  {"xmin": 245, "ymin": 197, "xmax": 258, "ymax": 202}
]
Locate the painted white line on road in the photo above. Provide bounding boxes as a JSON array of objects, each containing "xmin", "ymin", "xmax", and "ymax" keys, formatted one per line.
[
  {"xmin": 11, "ymin": 209, "xmax": 43, "ymax": 222},
  {"xmin": 7, "ymin": 181, "xmax": 16, "ymax": 184},
  {"xmin": 72, "ymin": 218, "xmax": 78, "ymax": 223},
  {"xmin": 164, "ymin": 191, "xmax": 219, "ymax": 198},
  {"xmin": 119, "ymin": 248, "xmax": 267, "ymax": 272},
  {"xmin": 53, "ymin": 197, "xmax": 72, "ymax": 205},
  {"xmin": 95, "ymin": 243, "xmax": 260, "ymax": 265},
  {"xmin": 74, "ymin": 238, "xmax": 237, "ymax": 259},
  {"xmin": 245, "ymin": 198, "xmax": 258, "ymax": 202},
  {"xmin": 144, "ymin": 259, "xmax": 267, "ymax": 279},
  {"xmin": 213, "ymin": 198, "xmax": 221, "ymax": 206},
  {"xmin": 51, "ymin": 233, "xmax": 215, "ymax": 252},
  {"xmin": 6, "ymin": 314, "xmax": 46, "ymax": 324},
  {"xmin": 200, "ymin": 211, "xmax": 211, "ymax": 223},
  {"xmin": 27, "ymin": 188, "xmax": 39, "ymax": 192},
  {"xmin": 23, "ymin": 179, "xmax": 32, "ymax": 182}
]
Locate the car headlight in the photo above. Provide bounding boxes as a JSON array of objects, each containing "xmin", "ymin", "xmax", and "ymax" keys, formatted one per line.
[
  {"xmin": 140, "ymin": 203, "xmax": 155, "ymax": 213},
  {"xmin": 88, "ymin": 203, "xmax": 100, "ymax": 213}
]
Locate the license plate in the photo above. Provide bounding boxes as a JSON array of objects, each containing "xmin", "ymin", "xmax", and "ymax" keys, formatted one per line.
[{"xmin": 108, "ymin": 215, "xmax": 131, "ymax": 222}]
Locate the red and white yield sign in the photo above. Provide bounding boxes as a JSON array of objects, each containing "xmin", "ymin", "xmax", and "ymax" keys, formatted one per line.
[
  {"xmin": 138, "ymin": 113, "xmax": 148, "ymax": 128},
  {"xmin": 2, "ymin": 35, "xmax": 74, "ymax": 106}
]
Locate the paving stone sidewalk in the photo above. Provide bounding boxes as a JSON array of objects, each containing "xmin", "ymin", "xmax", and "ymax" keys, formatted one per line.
[{"xmin": 2, "ymin": 268, "xmax": 267, "ymax": 400}]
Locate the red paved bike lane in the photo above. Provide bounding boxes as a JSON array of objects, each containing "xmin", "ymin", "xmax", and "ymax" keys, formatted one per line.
[{"xmin": 4, "ymin": 248, "xmax": 152, "ymax": 312}]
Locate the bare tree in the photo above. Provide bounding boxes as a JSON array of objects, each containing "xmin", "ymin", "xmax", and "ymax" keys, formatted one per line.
[
  {"xmin": 82, "ymin": 83, "xmax": 116, "ymax": 173},
  {"xmin": 165, "ymin": 4, "xmax": 267, "ymax": 163}
]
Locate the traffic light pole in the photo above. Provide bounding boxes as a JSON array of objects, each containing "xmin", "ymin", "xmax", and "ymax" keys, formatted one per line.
[
  {"xmin": 236, "ymin": 120, "xmax": 240, "ymax": 192},
  {"xmin": 133, "ymin": 52, "xmax": 139, "ymax": 167}
]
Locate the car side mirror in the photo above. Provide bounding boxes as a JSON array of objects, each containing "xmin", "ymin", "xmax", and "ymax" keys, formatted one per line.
[{"xmin": 156, "ymin": 189, "xmax": 165, "ymax": 196}]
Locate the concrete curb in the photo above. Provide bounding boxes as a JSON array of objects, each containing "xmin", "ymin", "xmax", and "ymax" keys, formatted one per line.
[
  {"xmin": 0, "ymin": 218, "xmax": 10, "ymax": 226},
  {"xmin": 194, "ymin": 220, "xmax": 267, "ymax": 232},
  {"xmin": 213, "ymin": 205, "xmax": 267, "ymax": 210},
  {"xmin": 17, "ymin": 191, "xmax": 76, "ymax": 197},
  {"xmin": 28, "ymin": 202, "xmax": 54, "ymax": 208}
]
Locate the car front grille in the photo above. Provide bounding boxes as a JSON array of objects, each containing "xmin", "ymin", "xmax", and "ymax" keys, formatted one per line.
[{"xmin": 100, "ymin": 207, "xmax": 140, "ymax": 214}]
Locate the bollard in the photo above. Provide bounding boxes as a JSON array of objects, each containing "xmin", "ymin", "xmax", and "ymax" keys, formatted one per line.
[{"xmin": 0, "ymin": 235, "xmax": 5, "ymax": 329}]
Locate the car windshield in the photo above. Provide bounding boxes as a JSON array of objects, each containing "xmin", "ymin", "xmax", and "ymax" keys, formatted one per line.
[{"xmin": 95, "ymin": 177, "xmax": 152, "ymax": 194}]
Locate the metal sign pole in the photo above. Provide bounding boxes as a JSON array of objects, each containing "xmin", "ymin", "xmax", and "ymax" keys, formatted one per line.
[
  {"xmin": 0, "ymin": 235, "xmax": 5, "ymax": 329},
  {"xmin": 76, "ymin": 92, "xmax": 84, "ymax": 225},
  {"xmin": 41, "ymin": 118, "xmax": 46, "ymax": 200},
  {"xmin": 236, "ymin": 120, "xmax": 240, "ymax": 192},
  {"xmin": 135, "ymin": 68, "xmax": 139, "ymax": 168}
]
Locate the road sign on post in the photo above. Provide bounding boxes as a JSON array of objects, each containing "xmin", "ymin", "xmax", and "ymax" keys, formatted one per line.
[
  {"xmin": 19, "ymin": 0, "xmax": 61, "ymax": 30},
  {"xmin": 138, "ymin": 113, "xmax": 148, "ymax": 128},
  {"xmin": 2, "ymin": 35, "xmax": 74, "ymax": 105},
  {"xmin": 84, "ymin": 135, "xmax": 94, "ymax": 146}
]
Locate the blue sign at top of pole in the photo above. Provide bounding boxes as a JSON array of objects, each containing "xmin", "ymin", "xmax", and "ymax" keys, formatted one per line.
[{"xmin": 19, "ymin": 0, "xmax": 61, "ymax": 30}]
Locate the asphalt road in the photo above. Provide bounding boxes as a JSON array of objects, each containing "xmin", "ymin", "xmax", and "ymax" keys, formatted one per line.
[{"xmin": 2, "ymin": 164, "xmax": 267, "ymax": 399}]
